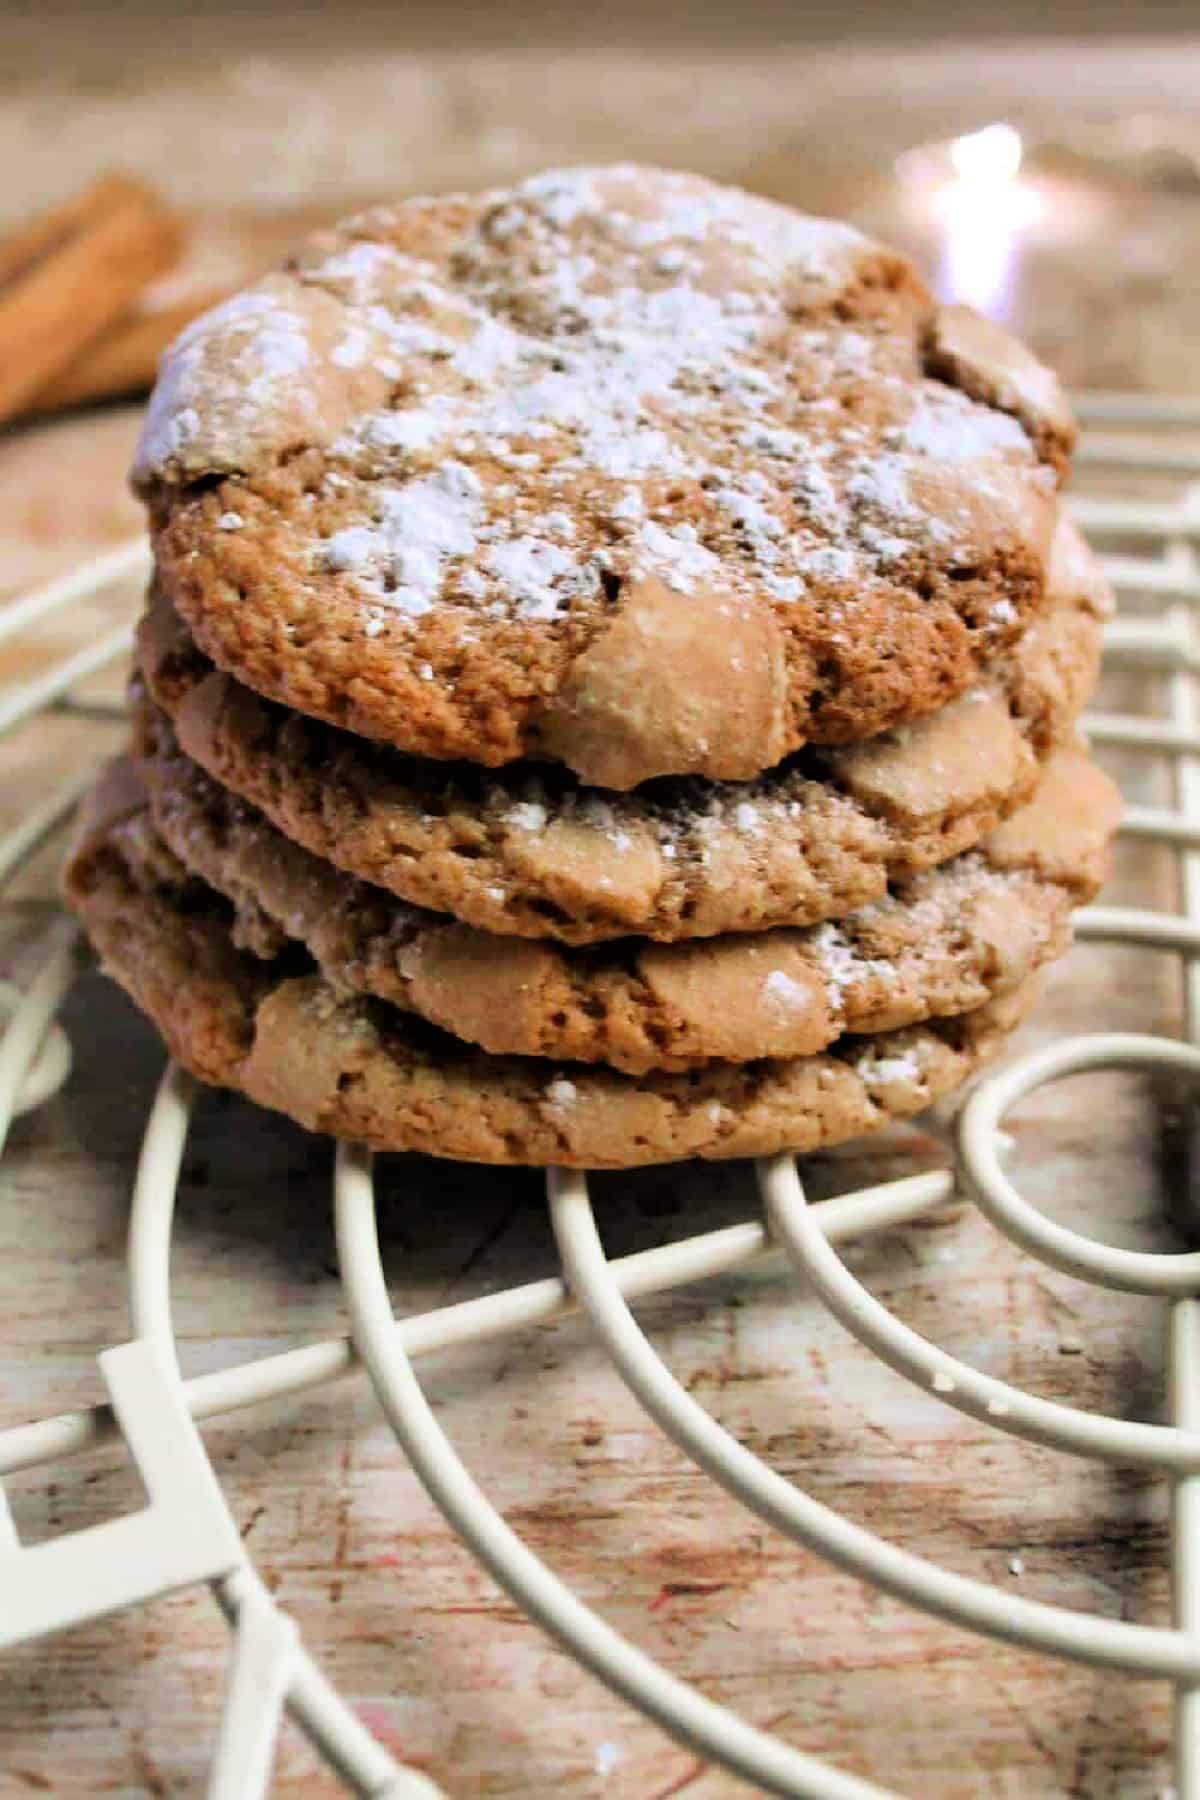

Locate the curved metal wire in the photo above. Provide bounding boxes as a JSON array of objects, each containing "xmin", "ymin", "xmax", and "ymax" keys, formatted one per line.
[
  {"xmin": 549, "ymin": 1164, "xmax": 1200, "ymax": 1680},
  {"xmin": 762, "ymin": 1144, "xmax": 1200, "ymax": 1466},
  {"xmin": 960, "ymin": 1035, "xmax": 1200, "ymax": 1295},
  {"xmin": 334, "ymin": 1141, "xmax": 892, "ymax": 1800},
  {"xmin": 0, "ymin": 922, "xmax": 76, "ymax": 1153}
]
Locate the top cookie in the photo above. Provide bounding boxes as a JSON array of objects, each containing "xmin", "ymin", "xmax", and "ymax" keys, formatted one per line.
[{"xmin": 134, "ymin": 165, "xmax": 1071, "ymax": 788}]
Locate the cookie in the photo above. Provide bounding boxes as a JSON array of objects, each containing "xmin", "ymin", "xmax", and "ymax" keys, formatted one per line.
[
  {"xmin": 135, "ymin": 524, "xmax": 1104, "ymax": 946},
  {"xmin": 64, "ymin": 770, "xmax": 1041, "ymax": 1168},
  {"xmin": 136, "ymin": 739, "xmax": 1117, "ymax": 1074},
  {"xmin": 134, "ymin": 165, "xmax": 1071, "ymax": 788}
]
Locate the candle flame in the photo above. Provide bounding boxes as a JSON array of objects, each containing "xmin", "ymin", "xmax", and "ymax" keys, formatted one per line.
[
  {"xmin": 948, "ymin": 123, "xmax": 1024, "ymax": 190},
  {"xmin": 930, "ymin": 124, "xmax": 1039, "ymax": 316},
  {"xmin": 896, "ymin": 122, "xmax": 1041, "ymax": 316}
]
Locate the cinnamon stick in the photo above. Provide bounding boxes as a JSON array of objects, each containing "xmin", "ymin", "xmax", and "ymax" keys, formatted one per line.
[
  {"xmin": 27, "ymin": 286, "xmax": 229, "ymax": 415},
  {"xmin": 0, "ymin": 174, "xmax": 181, "ymax": 426},
  {"xmin": 0, "ymin": 173, "xmax": 149, "ymax": 289}
]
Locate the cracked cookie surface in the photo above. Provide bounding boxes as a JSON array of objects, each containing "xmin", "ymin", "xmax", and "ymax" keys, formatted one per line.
[{"xmin": 136, "ymin": 165, "xmax": 1071, "ymax": 787}]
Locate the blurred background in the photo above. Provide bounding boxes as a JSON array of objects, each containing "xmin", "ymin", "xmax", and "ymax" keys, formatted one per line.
[{"xmin": 3, "ymin": 3, "xmax": 1200, "ymax": 410}]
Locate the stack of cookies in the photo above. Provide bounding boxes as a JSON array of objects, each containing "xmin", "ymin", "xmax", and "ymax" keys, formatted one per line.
[{"xmin": 66, "ymin": 166, "xmax": 1121, "ymax": 1168}]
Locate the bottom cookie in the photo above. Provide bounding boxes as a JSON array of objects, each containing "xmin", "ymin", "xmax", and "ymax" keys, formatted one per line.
[{"xmin": 65, "ymin": 766, "xmax": 1042, "ymax": 1168}]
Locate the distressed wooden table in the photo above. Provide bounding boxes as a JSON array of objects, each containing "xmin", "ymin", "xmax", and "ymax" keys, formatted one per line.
[{"xmin": 1, "ymin": 33, "xmax": 1199, "ymax": 1798}]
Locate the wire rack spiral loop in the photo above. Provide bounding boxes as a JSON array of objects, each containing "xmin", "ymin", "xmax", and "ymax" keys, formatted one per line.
[
  {"xmin": 960, "ymin": 1032, "xmax": 1200, "ymax": 1295},
  {"xmin": 762, "ymin": 1148, "xmax": 1200, "ymax": 1474}
]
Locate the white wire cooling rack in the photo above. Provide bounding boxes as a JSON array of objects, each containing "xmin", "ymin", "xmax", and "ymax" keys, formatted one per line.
[{"xmin": 2, "ymin": 395, "xmax": 1200, "ymax": 1798}]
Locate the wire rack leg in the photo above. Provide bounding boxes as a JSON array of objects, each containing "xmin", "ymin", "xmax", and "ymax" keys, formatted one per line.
[
  {"xmin": 127, "ymin": 1064, "xmax": 443, "ymax": 1800},
  {"xmin": 0, "ymin": 1340, "xmax": 243, "ymax": 1649},
  {"xmin": 209, "ymin": 1576, "xmax": 299, "ymax": 1800}
]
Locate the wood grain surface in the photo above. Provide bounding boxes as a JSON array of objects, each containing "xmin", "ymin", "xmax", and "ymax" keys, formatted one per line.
[{"xmin": 1, "ymin": 32, "xmax": 1199, "ymax": 1798}]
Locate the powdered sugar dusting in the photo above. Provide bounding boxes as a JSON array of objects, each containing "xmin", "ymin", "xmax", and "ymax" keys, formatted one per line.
[
  {"xmin": 856, "ymin": 1043, "xmax": 926, "ymax": 1089},
  {"xmin": 134, "ymin": 288, "xmax": 315, "ymax": 480},
  {"xmin": 357, "ymin": 403, "xmax": 456, "ymax": 455},
  {"xmin": 811, "ymin": 922, "xmax": 896, "ymax": 1011},
  {"xmin": 484, "ymin": 537, "xmax": 597, "ymax": 619},
  {"xmin": 632, "ymin": 522, "xmax": 721, "ymax": 594},
  {"xmin": 136, "ymin": 162, "xmax": 1053, "ymax": 656},
  {"xmin": 320, "ymin": 463, "xmax": 481, "ymax": 614},
  {"xmin": 904, "ymin": 388, "xmax": 1031, "ymax": 464},
  {"xmin": 762, "ymin": 969, "xmax": 812, "ymax": 1011},
  {"xmin": 846, "ymin": 454, "xmax": 914, "ymax": 522},
  {"xmin": 322, "ymin": 525, "xmax": 379, "ymax": 573},
  {"xmin": 507, "ymin": 800, "xmax": 548, "ymax": 833}
]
